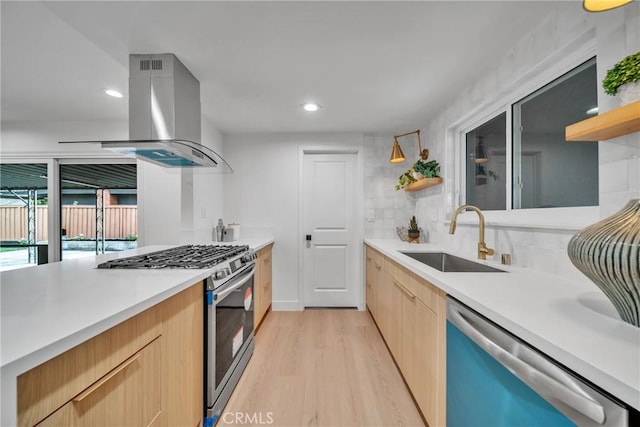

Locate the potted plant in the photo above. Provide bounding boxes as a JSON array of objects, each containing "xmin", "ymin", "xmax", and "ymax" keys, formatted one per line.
[
  {"xmin": 603, "ymin": 51, "xmax": 640, "ymax": 105},
  {"xmin": 395, "ymin": 159, "xmax": 441, "ymax": 190},
  {"xmin": 413, "ymin": 159, "xmax": 441, "ymax": 179},
  {"xmin": 408, "ymin": 216, "xmax": 420, "ymax": 242}
]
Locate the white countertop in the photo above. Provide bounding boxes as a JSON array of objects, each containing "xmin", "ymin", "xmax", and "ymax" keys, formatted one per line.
[
  {"xmin": 365, "ymin": 239, "xmax": 640, "ymax": 412},
  {"xmin": 0, "ymin": 238, "xmax": 273, "ymax": 426}
]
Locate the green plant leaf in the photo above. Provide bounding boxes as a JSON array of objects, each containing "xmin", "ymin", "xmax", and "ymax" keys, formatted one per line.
[
  {"xmin": 603, "ymin": 51, "xmax": 640, "ymax": 95},
  {"xmin": 395, "ymin": 170, "xmax": 417, "ymax": 190},
  {"xmin": 413, "ymin": 159, "xmax": 441, "ymax": 178}
]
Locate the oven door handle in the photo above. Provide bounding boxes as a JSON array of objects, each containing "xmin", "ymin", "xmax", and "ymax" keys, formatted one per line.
[{"xmin": 215, "ymin": 265, "xmax": 255, "ymax": 302}]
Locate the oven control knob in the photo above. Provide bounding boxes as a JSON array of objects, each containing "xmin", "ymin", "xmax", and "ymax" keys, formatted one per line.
[{"xmin": 214, "ymin": 269, "xmax": 228, "ymax": 280}]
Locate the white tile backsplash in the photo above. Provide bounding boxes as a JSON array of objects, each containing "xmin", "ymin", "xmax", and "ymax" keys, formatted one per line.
[
  {"xmin": 628, "ymin": 156, "xmax": 640, "ymax": 191},
  {"xmin": 599, "ymin": 192, "xmax": 635, "ymax": 217},
  {"xmin": 599, "ymin": 154, "xmax": 630, "ymax": 194},
  {"xmin": 365, "ymin": 3, "xmax": 640, "ymax": 282},
  {"xmin": 598, "ymin": 138, "xmax": 629, "ymax": 164},
  {"xmin": 363, "ymin": 134, "xmax": 416, "ymax": 240}
]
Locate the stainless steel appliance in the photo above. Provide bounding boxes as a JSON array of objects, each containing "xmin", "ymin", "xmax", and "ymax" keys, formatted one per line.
[
  {"xmin": 60, "ymin": 54, "xmax": 233, "ymax": 172},
  {"xmin": 447, "ymin": 297, "xmax": 635, "ymax": 427},
  {"xmin": 98, "ymin": 244, "xmax": 256, "ymax": 424},
  {"xmin": 205, "ymin": 247, "xmax": 256, "ymax": 423}
]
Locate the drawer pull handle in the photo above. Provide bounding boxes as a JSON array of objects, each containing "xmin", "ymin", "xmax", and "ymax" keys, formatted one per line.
[
  {"xmin": 366, "ymin": 256, "xmax": 372, "ymax": 262},
  {"xmin": 393, "ymin": 279, "xmax": 416, "ymax": 300},
  {"xmin": 74, "ymin": 352, "xmax": 142, "ymax": 402},
  {"xmin": 374, "ymin": 262, "xmax": 382, "ymax": 271},
  {"xmin": 263, "ymin": 257, "xmax": 270, "ymax": 263}
]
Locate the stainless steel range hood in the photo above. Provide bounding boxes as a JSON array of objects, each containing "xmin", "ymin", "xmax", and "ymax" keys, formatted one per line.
[{"xmin": 61, "ymin": 54, "xmax": 232, "ymax": 172}]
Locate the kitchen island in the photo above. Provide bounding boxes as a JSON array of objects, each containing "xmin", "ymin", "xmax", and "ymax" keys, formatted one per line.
[
  {"xmin": 0, "ymin": 238, "xmax": 273, "ymax": 426},
  {"xmin": 366, "ymin": 239, "xmax": 640, "ymax": 415}
]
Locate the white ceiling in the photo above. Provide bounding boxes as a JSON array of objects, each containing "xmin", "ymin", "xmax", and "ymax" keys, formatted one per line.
[{"xmin": 1, "ymin": 1, "xmax": 561, "ymax": 135}]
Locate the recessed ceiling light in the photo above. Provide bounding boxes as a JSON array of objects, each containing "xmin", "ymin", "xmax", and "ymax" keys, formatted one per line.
[
  {"xmin": 104, "ymin": 89, "xmax": 123, "ymax": 98},
  {"xmin": 586, "ymin": 106, "xmax": 598, "ymax": 115},
  {"xmin": 302, "ymin": 102, "xmax": 320, "ymax": 112}
]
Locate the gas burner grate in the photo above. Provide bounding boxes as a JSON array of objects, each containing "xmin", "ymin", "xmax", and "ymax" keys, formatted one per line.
[{"xmin": 97, "ymin": 244, "xmax": 249, "ymax": 269}]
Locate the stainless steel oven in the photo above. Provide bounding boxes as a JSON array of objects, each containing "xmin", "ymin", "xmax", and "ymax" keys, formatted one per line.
[
  {"xmin": 96, "ymin": 243, "xmax": 257, "ymax": 424},
  {"xmin": 206, "ymin": 253, "xmax": 256, "ymax": 423}
]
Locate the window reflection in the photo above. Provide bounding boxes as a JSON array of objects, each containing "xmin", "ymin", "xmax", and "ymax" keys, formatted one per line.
[
  {"xmin": 512, "ymin": 58, "xmax": 598, "ymax": 209},
  {"xmin": 464, "ymin": 58, "xmax": 599, "ymax": 211},
  {"xmin": 465, "ymin": 113, "xmax": 507, "ymax": 211}
]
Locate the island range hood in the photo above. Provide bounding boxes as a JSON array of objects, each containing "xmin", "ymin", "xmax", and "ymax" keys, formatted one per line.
[{"xmin": 61, "ymin": 54, "xmax": 232, "ymax": 172}]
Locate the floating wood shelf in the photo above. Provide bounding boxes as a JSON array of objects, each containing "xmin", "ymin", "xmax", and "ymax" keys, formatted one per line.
[
  {"xmin": 565, "ymin": 100, "xmax": 640, "ymax": 141},
  {"xmin": 404, "ymin": 177, "xmax": 443, "ymax": 192}
]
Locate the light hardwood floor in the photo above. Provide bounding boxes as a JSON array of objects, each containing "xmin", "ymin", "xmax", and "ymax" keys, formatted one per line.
[{"xmin": 219, "ymin": 310, "xmax": 426, "ymax": 427}]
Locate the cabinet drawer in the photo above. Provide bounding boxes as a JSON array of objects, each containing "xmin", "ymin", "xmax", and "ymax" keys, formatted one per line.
[
  {"xmin": 38, "ymin": 337, "xmax": 162, "ymax": 427},
  {"xmin": 385, "ymin": 259, "xmax": 438, "ymax": 315},
  {"xmin": 367, "ymin": 247, "xmax": 383, "ymax": 274},
  {"xmin": 264, "ymin": 279, "xmax": 272, "ymax": 312},
  {"xmin": 18, "ymin": 306, "xmax": 162, "ymax": 426},
  {"xmin": 254, "ymin": 244, "xmax": 273, "ymax": 330},
  {"xmin": 261, "ymin": 247, "xmax": 272, "ymax": 281},
  {"xmin": 412, "ymin": 274, "xmax": 439, "ymax": 314},
  {"xmin": 387, "ymin": 261, "xmax": 416, "ymax": 301},
  {"xmin": 387, "ymin": 259, "xmax": 438, "ymax": 314}
]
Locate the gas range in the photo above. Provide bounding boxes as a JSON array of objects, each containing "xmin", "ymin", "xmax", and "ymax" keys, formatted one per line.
[
  {"xmin": 99, "ymin": 243, "xmax": 259, "ymax": 419},
  {"xmin": 97, "ymin": 244, "xmax": 256, "ymax": 289}
]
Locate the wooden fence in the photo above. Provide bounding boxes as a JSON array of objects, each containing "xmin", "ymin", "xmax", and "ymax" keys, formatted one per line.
[{"xmin": 0, "ymin": 206, "xmax": 137, "ymax": 241}]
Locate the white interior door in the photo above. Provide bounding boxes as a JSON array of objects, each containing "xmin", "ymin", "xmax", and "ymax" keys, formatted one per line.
[{"xmin": 302, "ymin": 152, "xmax": 358, "ymax": 308}]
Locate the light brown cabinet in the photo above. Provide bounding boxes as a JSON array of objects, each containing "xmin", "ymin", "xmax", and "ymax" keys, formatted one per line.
[
  {"xmin": 365, "ymin": 245, "xmax": 446, "ymax": 427},
  {"xmin": 407, "ymin": 296, "xmax": 442, "ymax": 426},
  {"xmin": 367, "ymin": 246, "xmax": 393, "ymax": 340},
  {"xmin": 38, "ymin": 337, "xmax": 163, "ymax": 427},
  {"xmin": 254, "ymin": 244, "xmax": 273, "ymax": 331},
  {"xmin": 365, "ymin": 246, "xmax": 382, "ymax": 324},
  {"xmin": 18, "ymin": 282, "xmax": 204, "ymax": 427}
]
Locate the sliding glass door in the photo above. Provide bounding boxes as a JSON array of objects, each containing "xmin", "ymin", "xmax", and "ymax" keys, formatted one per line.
[
  {"xmin": 0, "ymin": 163, "xmax": 49, "ymax": 271},
  {"xmin": 60, "ymin": 163, "xmax": 137, "ymax": 260}
]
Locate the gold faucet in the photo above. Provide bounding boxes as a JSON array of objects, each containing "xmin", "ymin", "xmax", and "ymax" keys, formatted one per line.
[{"xmin": 449, "ymin": 205, "xmax": 495, "ymax": 260}]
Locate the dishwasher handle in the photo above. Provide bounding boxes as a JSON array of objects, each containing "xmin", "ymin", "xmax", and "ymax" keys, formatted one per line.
[{"xmin": 448, "ymin": 304, "xmax": 606, "ymax": 425}]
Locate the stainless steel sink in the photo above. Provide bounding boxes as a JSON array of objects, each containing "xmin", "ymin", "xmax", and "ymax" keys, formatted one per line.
[{"xmin": 400, "ymin": 251, "xmax": 505, "ymax": 273}]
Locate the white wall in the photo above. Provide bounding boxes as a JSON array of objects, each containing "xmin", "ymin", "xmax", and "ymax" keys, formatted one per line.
[
  {"xmin": 595, "ymin": 6, "xmax": 640, "ymax": 216},
  {"xmin": 428, "ymin": 2, "xmax": 640, "ymax": 281},
  {"xmin": 362, "ymin": 3, "xmax": 639, "ymax": 281},
  {"xmin": 136, "ymin": 160, "xmax": 182, "ymax": 246},
  {"xmin": 223, "ymin": 132, "xmax": 364, "ymax": 310},
  {"xmin": 192, "ymin": 118, "xmax": 225, "ymax": 240},
  {"xmin": 0, "ymin": 120, "xmax": 128, "ymax": 156}
]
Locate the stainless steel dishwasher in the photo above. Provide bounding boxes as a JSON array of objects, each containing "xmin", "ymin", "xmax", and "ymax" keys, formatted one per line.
[{"xmin": 446, "ymin": 297, "xmax": 636, "ymax": 426}]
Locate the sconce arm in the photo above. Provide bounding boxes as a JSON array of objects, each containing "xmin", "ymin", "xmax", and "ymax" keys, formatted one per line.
[{"xmin": 393, "ymin": 129, "xmax": 429, "ymax": 160}]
